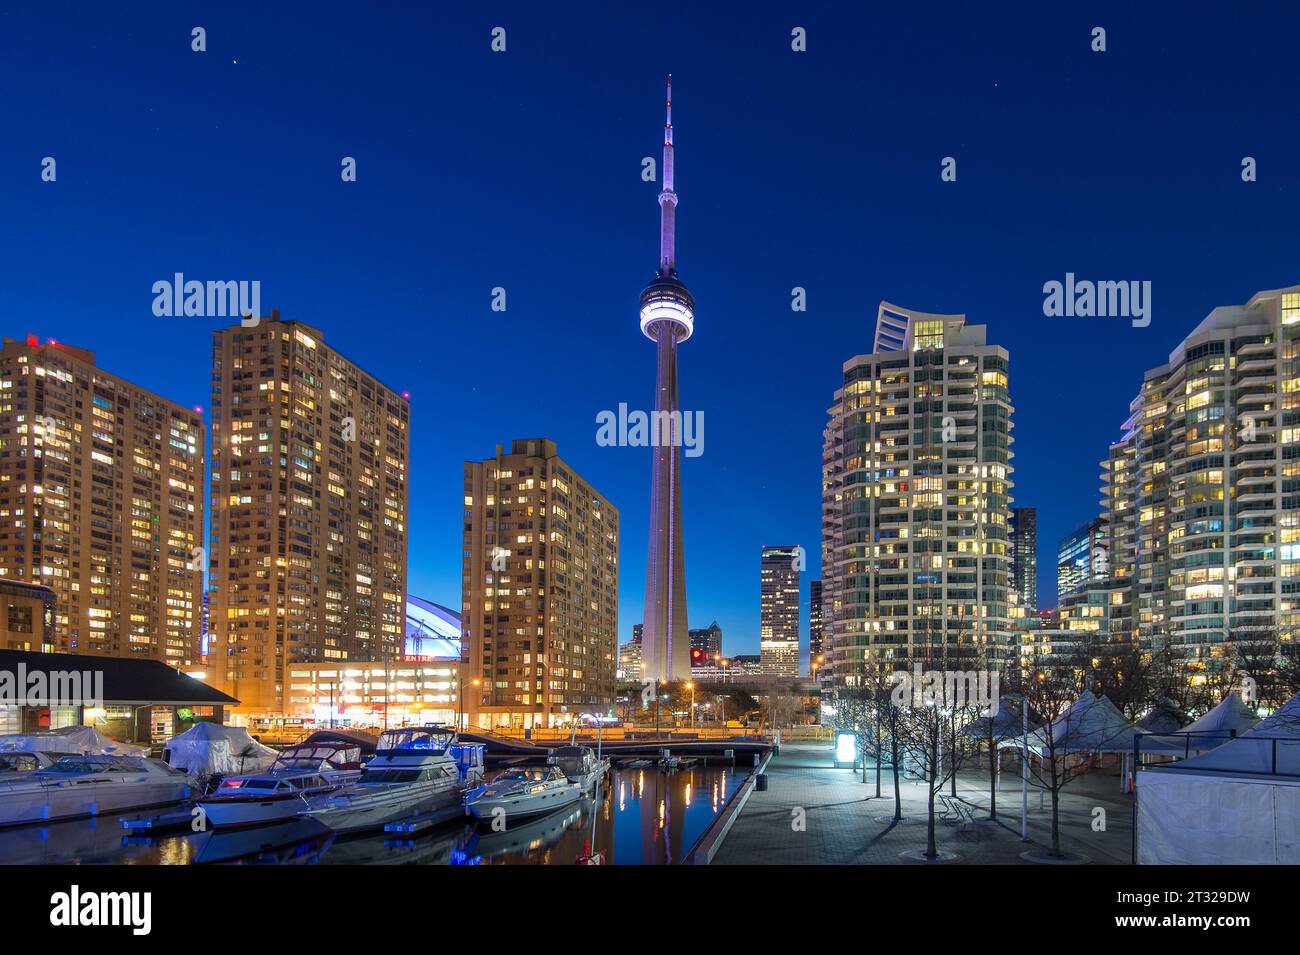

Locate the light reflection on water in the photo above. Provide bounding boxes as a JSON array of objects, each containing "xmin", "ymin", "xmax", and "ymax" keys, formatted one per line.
[{"xmin": 0, "ymin": 765, "xmax": 740, "ymax": 866}]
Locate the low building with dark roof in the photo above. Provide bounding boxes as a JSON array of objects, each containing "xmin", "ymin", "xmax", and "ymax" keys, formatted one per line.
[{"xmin": 0, "ymin": 648, "xmax": 238, "ymax": 746}]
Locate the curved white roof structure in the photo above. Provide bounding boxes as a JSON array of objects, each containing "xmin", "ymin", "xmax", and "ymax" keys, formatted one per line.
[{"xmin": 405, "ymin": 595, "xmax": 462, "ymax": 659}]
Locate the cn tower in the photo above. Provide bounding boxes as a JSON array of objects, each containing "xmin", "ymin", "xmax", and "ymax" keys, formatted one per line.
[{"xmin": 640, "ymin": 75, "xmax": 694, "ymax": 682}]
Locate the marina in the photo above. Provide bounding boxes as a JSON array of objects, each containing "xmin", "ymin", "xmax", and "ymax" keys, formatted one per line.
[{"xmin": 0, "ymin": 763, "xmax": 745, "ymax": 865}]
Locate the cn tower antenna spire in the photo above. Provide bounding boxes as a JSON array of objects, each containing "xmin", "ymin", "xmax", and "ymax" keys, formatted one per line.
[{"xmin": 659, "ymin": 73, "xmax": 677, "ymax": 276}]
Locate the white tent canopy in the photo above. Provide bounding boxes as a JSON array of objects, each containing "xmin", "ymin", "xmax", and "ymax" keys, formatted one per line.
[
  {"xmin": 1139, "ymin": 691, "xmax": 1300, "ymax": 864},
  {"xmin": 163, "ymin": 723, "xmax": 278, "ymax": 777},
  {"xmin": 1150, "ymin": 692, "xmax": 1300, "ymax": 776},
  {"xmin": 0, "ymin": 725, "xmax": 147, "ymax": 757},
  {"xmin": 999, "ymin": 691, "xmax": 1178, "ymax": 756},
  {"xmin": 1151, "ymin": 691, "xmax": 1260, "ymax": 755}
]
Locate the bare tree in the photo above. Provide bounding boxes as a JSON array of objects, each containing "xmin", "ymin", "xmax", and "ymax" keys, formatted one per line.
[
  {"xmin": 1016, "ymin": 653, "xmax": 1134, "ymax": 858},
  {"xmin": 892, "ymin": 646, "xmax": 984, "ymax": 859}
]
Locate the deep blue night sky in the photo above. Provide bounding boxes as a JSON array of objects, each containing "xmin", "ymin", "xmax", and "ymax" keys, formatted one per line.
[{"xmin": 3, "ymin": 2, "xmax": 1299, "ymax": 662}]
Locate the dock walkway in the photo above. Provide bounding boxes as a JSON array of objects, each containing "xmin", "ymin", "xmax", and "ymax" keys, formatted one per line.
[{"xmin": 710, "ymin": 742, "xmax": 1134, "ymax": 865}]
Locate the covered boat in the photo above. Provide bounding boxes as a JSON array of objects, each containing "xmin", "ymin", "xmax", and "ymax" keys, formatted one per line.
[
  {"xmin": 0, "ymin": 725, "xmax": 146, "ymax": 758},
  {"xmin": 163, "ymin": 723, "xmax": 279, "ymax": 781}
]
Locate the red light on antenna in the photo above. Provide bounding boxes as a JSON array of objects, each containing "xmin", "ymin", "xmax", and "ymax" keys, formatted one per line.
[
  {"xmin": 402, "ymin": 391, "xmax": 410, "ymax": 400},
  {"xmin": 25, "ymin": 334, "xmax": 38, "ymax": 347}
]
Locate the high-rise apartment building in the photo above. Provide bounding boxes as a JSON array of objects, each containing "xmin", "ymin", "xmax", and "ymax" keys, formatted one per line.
[
  {"xmin": 0, "ymin": 336, "xmax": 204, "ymax": 664},
  {"xmin": 822, "ymin": 303, "xmax": 1015, "ymax": 684},
  {"xmin": 1057, "ymin": 517, "xmax": 1108, "ymax": 598},
  {"xmin": 1098, "ymin": 285, "xmax": 1300, "ymax": 679},
  {"xmin": 462, "ymin": 439, "xmax": 619, "ymax": 729},
  {"xmin": 760, "ymin": 545, "xmax": 800, "ymax": 676},
  {"xmin": 1009, "ymin": 506, "xmax": 1037, "ymax": 613},
  {"xmin": 207, "ymin": 313, "xmax": 410, "ymax": 715}
]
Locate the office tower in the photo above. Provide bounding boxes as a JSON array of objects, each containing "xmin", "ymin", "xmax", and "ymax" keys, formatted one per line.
[
  {"xmin": 822, "ymin": 303, "xmax": 1015, "ymax": 684},
  {"xmin": 1009, "ymin": 506, "xmax": 1038, "ymax": 613},
  {"xmin": 689, "ymin": 620, "xmax": 722, "ymax": 665},
  {"xmin": 809, "ymin": 579, "xmax": 826, "ymax": 676},
  {"xmin": 1098, "ymin": 285, "xmax": 1300, "ymax": 678},
  {"xmin": 208, "ymin": 313, "xmax": 410, "ymax": 715},
  {"xmin": 1056, "ymin": 517, "xmax": 1108, "ymax": 598},
  {"xmin": 640, "ymin": 76, "xmax": 694, "ymax": 682},
  {"xmin": 760, "ymin": 546, "xmax": 801, "ymax": 676},
  {"xmin": 0, "ymin": 336, "xmax": 204, "ymax": 664},
  {"xmin": 462, "ymin": 439, "xmax": 619, "ymax": 729}
]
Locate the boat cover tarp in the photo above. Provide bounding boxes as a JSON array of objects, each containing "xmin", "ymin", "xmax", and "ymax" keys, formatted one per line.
[
  {"xmin": 0, "ymin": 725, "xmax": 147, "ymax": 757},
  {"xmin": 163, "ymin": 722, "xmax": 278, "ymax": 776},
  {"xmin": 999, "ymin": 691, "xmax": 1180, "ymax": 756},
  {"xmin": 1138, "ymin": 691, "xmax": 1300, "ymax": 864},
  {"xmin": 301, "ymin": 729, "xmax": 379, "ymax": 754}
]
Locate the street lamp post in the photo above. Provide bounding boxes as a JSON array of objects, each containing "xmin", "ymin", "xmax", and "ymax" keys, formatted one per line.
[{"xmin": 686, "ymin": 681, "xmax": 695, "ymax": 729}]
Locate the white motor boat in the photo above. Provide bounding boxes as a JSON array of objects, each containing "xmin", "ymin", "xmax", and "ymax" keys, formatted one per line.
[
  {"xmin": 0, "ymin": 751, "xmax": 57, "ymax": 780},
  {"xmin": 0, "ymin": 755, "xmax": 196, "ymax": 828},
  {"xmin": 299, "ymin": 727, "xmax": 470, "ymax": 833},
  {"xmin": 466, "ymin": 765, "xmax": 582, "ymax": 824},
  {"xmin": 547, "ymin": 746, "xmax": 610, "ymax": 790},
  {"xmin": 196, "ymin": 741, "xmax": 364, "ymax": 829}
]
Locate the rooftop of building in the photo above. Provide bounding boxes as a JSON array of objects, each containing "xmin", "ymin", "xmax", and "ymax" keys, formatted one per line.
[{"xmin": 0, "ymin": 648, "xmax": 238, "ymax": 706}]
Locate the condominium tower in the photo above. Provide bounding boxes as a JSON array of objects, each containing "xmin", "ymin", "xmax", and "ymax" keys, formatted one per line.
[
  {"xmin": 0, "ymin": 336, "xmax": 204, "ymax": 664},
  {"xmin": 760, "ymin": 545, "xmax": 801, "ymax": 676},
  {"xmin": 1099, "ymin": 285, "xmax": 1300, "ymax": 679},
  {"xmin": 821, "ymin": 304, "xmax": 1015, "ymax": 683},
  {"xmin": 207, "ymin": 313, "xmax": 410, "ymax": 714},
  {"xmin": 1009, "ymin": 506, "xmax": 1037, "ymax": 613},
  {"xmin": 462, "ymin": 439, "xmax": 619, "ymax": 729}
]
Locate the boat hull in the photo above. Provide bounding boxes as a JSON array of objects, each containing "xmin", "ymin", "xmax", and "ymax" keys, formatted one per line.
[
  {"xmin": 199, "ymin": 795, "xmax": 310, "ymax": 830},
  {"xmin": 302, "ymin": 780, "xmax": 465, "ymax": 833},
  {"xmin": 0, "ymin": 778, "xmax": 193, "ymax": 829},
  {"xmin": 468, "ymin": 783, "xmax": 582, "ymax": 823}
]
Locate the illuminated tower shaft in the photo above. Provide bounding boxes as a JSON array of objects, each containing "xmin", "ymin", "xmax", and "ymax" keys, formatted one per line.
[{"xmin": 640, "ymin": 76, "xmax": 694, "ymax": 683}]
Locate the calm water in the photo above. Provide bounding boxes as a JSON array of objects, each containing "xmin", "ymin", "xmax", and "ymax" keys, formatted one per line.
[{"xmin": 0, "ymin": 765, "xmax": 741, "ymax": 866}]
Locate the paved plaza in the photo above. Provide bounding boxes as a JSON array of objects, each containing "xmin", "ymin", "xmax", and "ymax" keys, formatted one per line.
[{"xmin": 711, "ymin": 741, "xmax": 1135, "ymax": 865}]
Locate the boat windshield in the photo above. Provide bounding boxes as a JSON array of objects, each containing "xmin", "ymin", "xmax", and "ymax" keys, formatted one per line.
[
  {"xmin": 377, "ymin": 728, "xmax": 454, "ymax": 753},
  {"xmin": 39, "ymin": 756, "xmax": 134, "ymax": 775},
  {"xmin": 496, "ymin": 768, "xmax": 554, "ymax": 782},
  {"xmin": 277, "ymin": 745, "xmax": 360, "ymax": 766},
  {"xmin": 359, "ymin": 768, "xmax": 425, "ymax": 784},
  {"xmin": 272, "ymin": 757, "xmax": 325, "ymax": 771}
]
